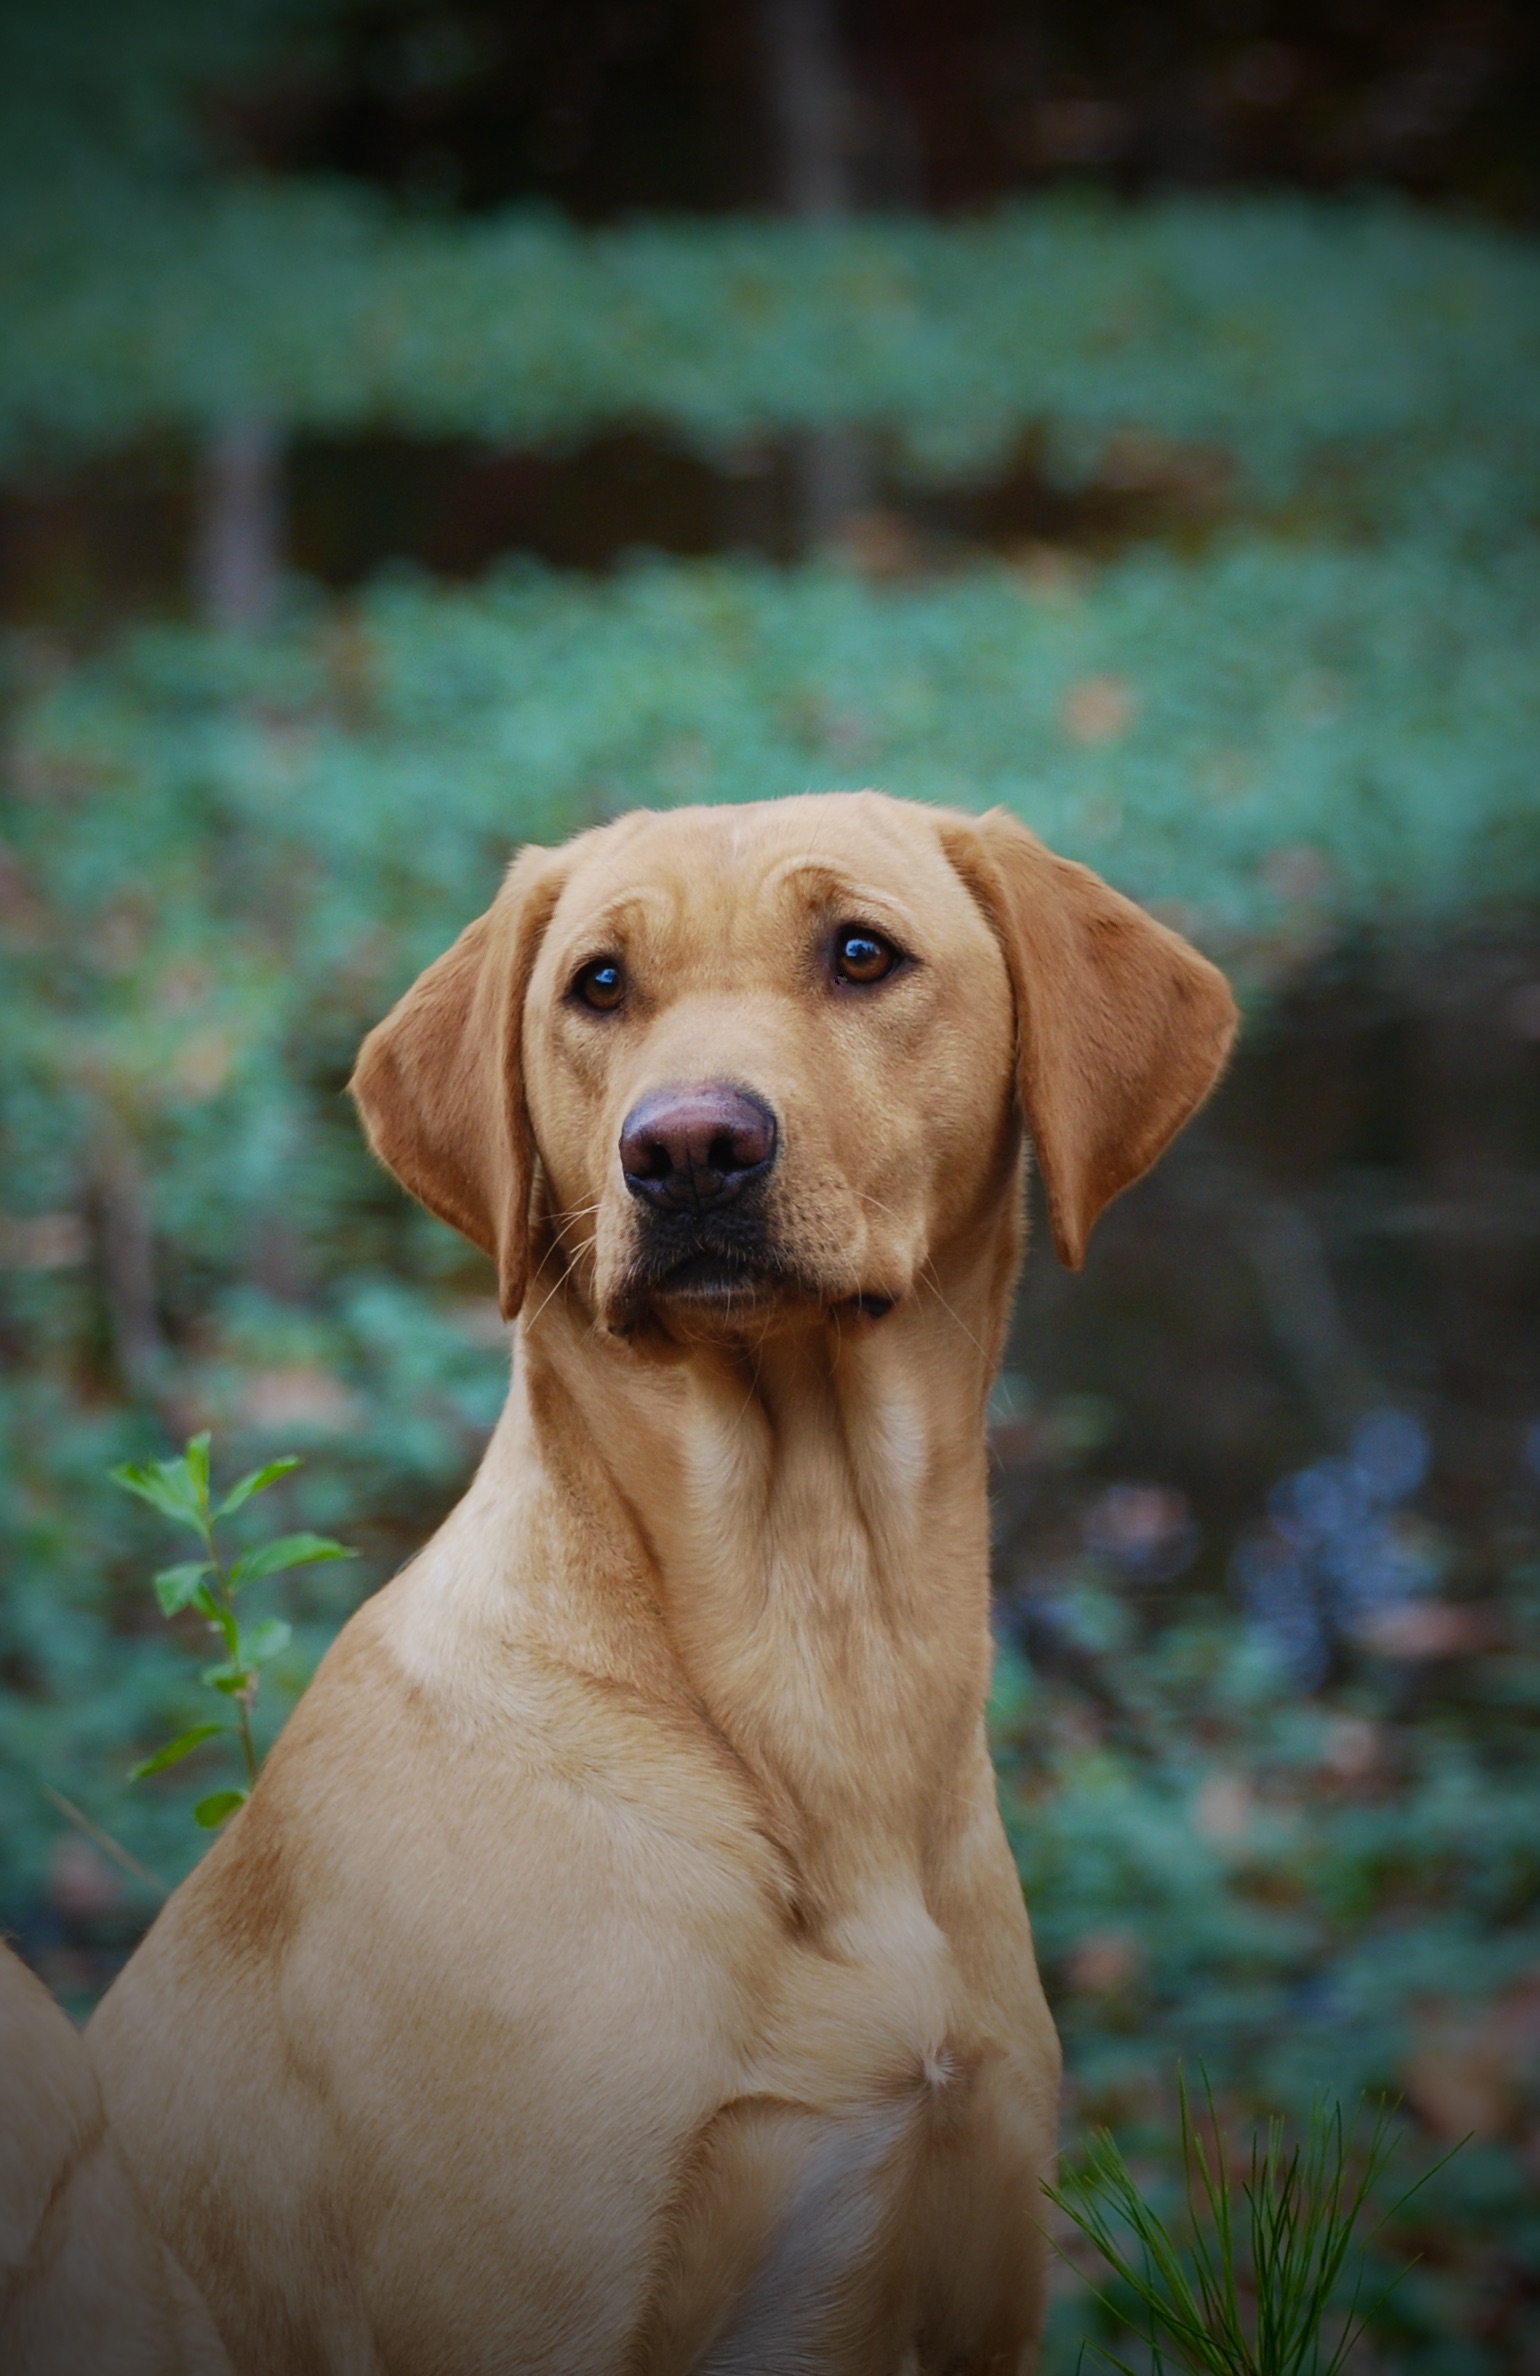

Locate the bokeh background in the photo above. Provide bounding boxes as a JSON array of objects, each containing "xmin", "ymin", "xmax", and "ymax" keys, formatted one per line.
[{"xmin": 2, "ymin": 3, "xmax": 1539, "ymax": 2365}]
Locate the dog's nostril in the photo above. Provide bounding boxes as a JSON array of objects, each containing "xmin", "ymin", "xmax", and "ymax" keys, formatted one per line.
[{"xmin": 620, "ymin": 1084, "xmax": 778, "ymax": 1208}]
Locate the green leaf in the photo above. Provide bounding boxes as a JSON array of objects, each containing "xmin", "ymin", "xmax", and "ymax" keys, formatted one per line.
[
  {"xmin": 184, "ymin": 1431, "xmax": 211, "ymax": 1509},
  {"xmin": 200, "ymin": 1660, "xmax": 251, "ymax": 1694},
  {"xmin": 227, "ymin": 1532, "xmax": 355, "ymax": 1591},
  {"xmin": 241, "ymin": 1617, "xmax": 293, "ymax": 1667},
  {"xmin": 109, "ymin": 1456, "xmax": 205, "ymax": 1533},
  {"xmin": 215, "ymin": 1456, "xmax": 301, "ymax": 1519},
  {"xmin": 153, "ymin": 1560, "xmax": 213, "ymax": 1615},
  {"xmin": 129, "ymin": 1723, "xmax": 226, "ymax": 1780},
  {"xmin": 193, "ymin": 1789, "xmax": 247, "ymax": 1829}
]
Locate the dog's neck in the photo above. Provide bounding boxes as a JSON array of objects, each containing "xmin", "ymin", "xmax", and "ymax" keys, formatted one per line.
[{"xmin": 483, "ymin": 1180, "xmax": 1025, "ymax": 1924}]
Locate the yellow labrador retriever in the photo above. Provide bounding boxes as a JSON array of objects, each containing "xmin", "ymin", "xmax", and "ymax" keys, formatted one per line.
[{"xmin": 90, "ymin": 794, "xmax": 1235, "ymax": 2374}]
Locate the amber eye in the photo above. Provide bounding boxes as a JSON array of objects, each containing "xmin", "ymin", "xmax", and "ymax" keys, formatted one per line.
[
  {"xmin": 832, "ymin": 927, "xmax": 899, "ymax": 987},
  {"xmin": 572, "ymin": 956, "xmax": 625, "ymax": 1012}
]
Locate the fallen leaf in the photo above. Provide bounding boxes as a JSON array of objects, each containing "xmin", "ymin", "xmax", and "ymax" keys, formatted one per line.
[{"xmin": 1062, "ymin": 674, "xmax": 1136, "ymax": 746}]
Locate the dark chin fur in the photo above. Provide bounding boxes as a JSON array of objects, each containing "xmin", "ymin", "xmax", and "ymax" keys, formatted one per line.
[
  {"xmin": 650, "ymin": 1250, "xmax": 771, "ymax": 1297},
  {"xmin": 610, "ymin": 1257, "xmax": 797, "ymax": 1336},
  {"xmin": 603, "ymin": 1200, "xmax": 884, "ymax": 1338},
  {"xmin": 607, "ymin": 1269, "xmax": 899, "ymax": 1345},
  {"xmin": 608, "ymin": 1227, "xmax": 832, "ymax": 1335}
]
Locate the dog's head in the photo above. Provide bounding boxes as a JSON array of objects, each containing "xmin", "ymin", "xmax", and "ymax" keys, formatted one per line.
[{"xmin": 351, "ymin": 794, "xmax": 1237, "ymax": 1340}]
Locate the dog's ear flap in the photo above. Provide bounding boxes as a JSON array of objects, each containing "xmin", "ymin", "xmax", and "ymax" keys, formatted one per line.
[
  {"xmin": 943, "ymin": 808, "xmax": 1238, "ymax": 1270},
  {"xmin": 349, "ymin": 846, "xmax": 564, "ymax": 1320}
]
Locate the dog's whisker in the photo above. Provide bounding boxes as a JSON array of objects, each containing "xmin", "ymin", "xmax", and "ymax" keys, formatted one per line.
[
  {"xmin": 553, "ymin": 1198, "xmax": 606, "ymax": 1225},
  {"xmin": 525, "ymin": 1250, "xmax": 586, "ymax": 1334},
  {"xmin": 917, "ymin": 1260, "xmax": 991, "ymax": 1364}
]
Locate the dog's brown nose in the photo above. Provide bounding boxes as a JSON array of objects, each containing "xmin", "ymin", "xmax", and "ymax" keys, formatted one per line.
[{"xmin": 619, "ymin": 1084, "xmax": 777, "ymax": 1210}]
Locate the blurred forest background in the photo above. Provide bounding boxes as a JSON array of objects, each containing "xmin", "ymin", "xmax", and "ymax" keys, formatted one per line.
[{"xmin": 2, "ymin": 1, "xmax": 1539, "ymax": 2366}]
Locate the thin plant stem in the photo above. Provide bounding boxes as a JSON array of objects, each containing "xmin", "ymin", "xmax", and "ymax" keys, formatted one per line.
[
  {"xmin": 192, "ymin": 1484, "xmax": 258, "ymax": 1788},
  {"xmin": 39, "ymin": 1784, "xmax": 168, "ymax": 1898}
]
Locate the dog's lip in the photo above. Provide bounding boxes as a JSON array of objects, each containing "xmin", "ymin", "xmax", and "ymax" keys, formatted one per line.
[
  {"xmin": 614, "ymin": 1243, "xmax": 895, "ymax": 1330},
  {"xmin": 649, "ymin": 1249, "xmax": 781, "ymax": 1301}
]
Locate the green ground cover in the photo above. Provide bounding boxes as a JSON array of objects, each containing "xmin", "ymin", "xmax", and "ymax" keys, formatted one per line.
[{"xmin": 2, "ymin": 187, "xmax": 1537, "ymax": 542}]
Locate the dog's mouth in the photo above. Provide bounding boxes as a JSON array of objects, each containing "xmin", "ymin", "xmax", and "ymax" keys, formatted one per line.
[
  {"xmin": 604, "ymin": 1191, "xmax": 895, "ymax": 1337},
  {"xmin": 629, "ymin": 1242, "xmax": 800, "ymax": 1325},
  {"xmin": 652, "ymin": 1248, "xmax": 777, "ymax": 1301},
  {"xmin": 611, "ymin": 1203, "xmax": 814, "ymax": 1332},
  {"xmin": 613, "ymin": 1246, "xmax": 894, "ymax": 1339}
]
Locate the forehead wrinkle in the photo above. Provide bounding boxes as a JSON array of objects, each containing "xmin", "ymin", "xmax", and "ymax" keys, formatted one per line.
[
  {"xmin": 557, "ymin": 882, "xmax": 677, "ymax": 958},
  {"xmin": 761, "ymin": 854, "xmax": 926, "ymax": 935},
  {"xmin": 558, "ymin": 859, "xmax": 750, "ymax": 998},
  {"xmin": 762, "ymin": 855, "xmax": 852, "ymax": 900}
]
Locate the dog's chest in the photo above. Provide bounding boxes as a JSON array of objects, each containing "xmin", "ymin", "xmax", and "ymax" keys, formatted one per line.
[
  {"xmin": 618, "ymin": 1851, "xmax": 1042, "ymax": 2374},
  {"xmin": 313, "ymin": 1524, "xmax": 1044, "ymax": 2368}
]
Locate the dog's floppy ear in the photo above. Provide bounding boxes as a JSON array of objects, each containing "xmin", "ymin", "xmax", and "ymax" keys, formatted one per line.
[
  {"xmin": 349, "ymin": 844, "xmax": 565, "ymax": 1320},
  {"xmin": 943, "ymin": 808, "xmax": 1238, "ymax": 1270}
]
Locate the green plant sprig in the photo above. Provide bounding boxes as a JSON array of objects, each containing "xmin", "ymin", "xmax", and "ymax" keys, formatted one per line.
[
  {"xmin": 1047, "ymin": 2071, "xmax": 1461, "ymax": 2376},
  {"xmin": 110, "ymin": 1431, "xmax": 353, "ymax": 1830}
]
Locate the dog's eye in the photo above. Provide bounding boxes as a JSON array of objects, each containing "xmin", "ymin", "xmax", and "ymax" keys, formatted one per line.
[
  {"xmin": 832, "ymin": 928, "xmax": 899, "ymax": 987},
  {"xmin": 572, "ymin": 957, "xmax": 626, "ymax": 1012}
]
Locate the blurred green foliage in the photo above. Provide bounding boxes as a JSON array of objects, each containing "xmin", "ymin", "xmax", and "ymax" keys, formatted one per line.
[
  {"xmin": 1, "ymin": 184, "xmax": 1537, "ymax": 528},
  {"xmin": 3, "ymin": 1, "xmax": 1537, "ymax": 509},
  {"xmin": 1000, "ymin": 1566, "xmax": 1540, "ymax": 2373},
  {"xmin": 6, "ymin": 531, "xmax": 1538, "ymax": 993}
]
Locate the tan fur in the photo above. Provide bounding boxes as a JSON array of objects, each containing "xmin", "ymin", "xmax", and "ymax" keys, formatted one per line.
[
  {"xmin": 940, "ymin": 812, "xmax": 1239, "ymax": 1271},
  {"xmin": 90, "ymin": 793, "xmax": 1236, "ymax": 2374},
  {"xmin": 0, "ymin": 1940, "xmax": 231, "ymax": 2374}
]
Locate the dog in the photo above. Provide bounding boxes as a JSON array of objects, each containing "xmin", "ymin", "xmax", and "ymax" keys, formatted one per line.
[
  {"xmin": 89, "ymin": 793, "xmax": 1236, "ymax": 2373},
  {"xmin": 0, "ymin": 1939, "xmax": 230, "ymax": 2373}
]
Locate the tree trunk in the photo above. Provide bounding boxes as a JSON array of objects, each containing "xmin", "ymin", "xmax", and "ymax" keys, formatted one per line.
[
  {"xmin": 761, "ymin": 0, "xmax": 853, "ymax": 218},
  {"xmin": 193, "ymin": 417, "xmax": 284, "ymax": 631},
  {"xmin": 759, "ymin": 0, "xmax": 873, "ymax": 550},
  {"xmin": 90, "ymin": 1114, "xmax": 166, "ymax": 1401}
]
